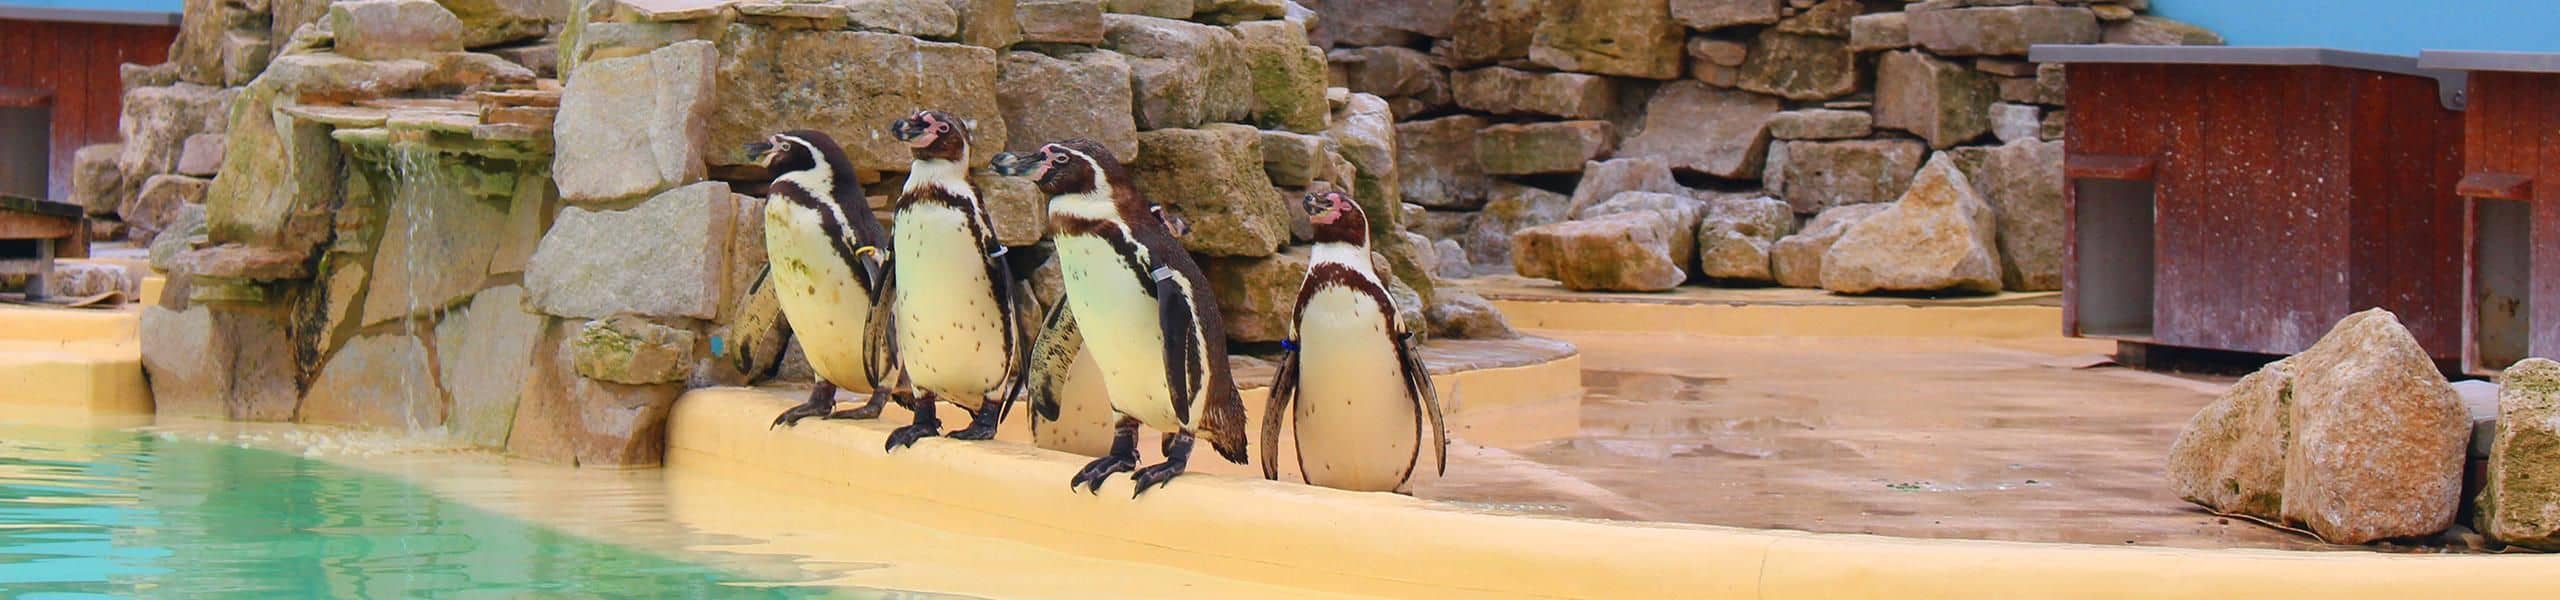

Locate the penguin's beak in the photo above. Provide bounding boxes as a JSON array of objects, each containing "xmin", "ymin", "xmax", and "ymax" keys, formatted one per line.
[
  {"xmin": 890, "ymin": 117, "xmax": 928, "ymax": 143},
  {"xmin": 991, "ymin": 152, "xmax": 1039, "ymax": 177},
  {"xmin": 743, "ymin": 141, "xmax": 776, "ymax": 165}
]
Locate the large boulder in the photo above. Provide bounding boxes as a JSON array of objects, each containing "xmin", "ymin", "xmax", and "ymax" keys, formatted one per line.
[
  {"xmin": 1906, "ymin": 5, "xmax": 2100, "ymax": 56},
  {"xmin": 507, "ymin": 320, "xmax": 687, "ymax": 467},
  {"xmin": 123, "ymin": 175, "xmax": 210, "ymax": 245},
  {"xmin": 1769, "ymin": 109, "xmax": 1873, "ymax": 141},
  {"xmin": 1672, "ymin": 0, "xmax": 1780, "ymax": 31},
  {"xmin": 1766, "ymin": 139, "xmax": 1927, "ymax": 215},
  {"xmin": 1566, "ymin": 157, "xmax": 1685, "ymax": 218},
  {"xmin": 555, "ymin": 40, "xmax": 716, "ymax": 205},
  {"xmin": 1260, "ymin": 130, "xmax": 1331, "ymax": 188},
  {"xmin": 1619, "ymin": 81, "xmax": 1781, "ymax": 179},
  {"xmin": 2167, "ymin": 309, "xmax": 2467, "ymax": 545},
  {"xmin": 1202, "ymin": 250, "xmax": 1309, "ymax": 343},
  {"xmin": 176, "ymin": 134, "xmax": 227, "ymax": 178},
  {"xmin": 139, "ymin": 305, "xmax": 299, "ymax": 421},
  {"xmin": 1465, "ymin": 182, "xmax": 1572, "ymax": 273},
  {"xmin": 1529, "ymin": 0, "xmax": 1684, "ymax": 79},
  {"xmin": 1876, "ymin": 50, "xmax": 1997, "ymax": 149},
  {"xmin": 1512, "ymin": 209, "xmax": 1692, "ymax": 292},
  {"xmin": 1821, "ymin": 153, "xmax": 2002, "ymax": 295},
  {"xmin": 998, "ymin": 49, "xmax": 1140, "ymax": 161},
  {"xmin": 115, "ymin": 84, "xmax": 235, "ymax": 197},
  {"xmin": 301, "ymin": 333, "xmax": 447, "ymax": 431},
  {"xmin": 1130, "ymin": 125, "xmax": 1290, "ymax": 257},
  {"xmin": 1476, "ymin": 121, "xmax": 1615, "ymax": 176},
  {"xmin": 1737, "ymin": 30, "xmax": 1857, "ymax": 101},
  {"xmin": 1950, "ymin": 138, "xmax": 2064, "ymax": 291},
  {"xmin": 1307, "ymin": 0, "xmax": 1455, "ymax": 43},
  {"xmin": 358, "ymin": 172, "xmax": 509, "ymax": 326},
  {"xmin": 707, "ymin": 29, "xmax": 1004, "ymax": 172},
  {"xmin": 1696, "ymin": 195, "xmax": 1795, "ymax": 282},
  {"xmin": 1233, "ymin": 20, "xmax": 1329, "ymax": 134},
  {"xmin": 2103, "ymin": 15, "xmax": 2223, "ymax": 46},
  {"xmin": 1445, "ymin": 0, "xmax": 1539, "ymax": 66},
  {"xmin": 2484, "ymin": 358, "xmax": 2560, "ymax": 550},
  {"xmin": 1450, "ymin": 67, "xmax": 1617, "ymax": 120},
  {"xmin": 571, "ymin": 314, "xmax": 699, "ymax": 385},
  {"xmin": 1326, "ymin": 93, "xmax": 1404, "ymax": 235},
  {"xmin": 1774, "ymin": 0, "xmax": 1862, "ymax": 36},
  {"xmin": 1395, "ymin": 115, "xmax": 1493, "ymax": 209},
  {"xmin": 844, "ymin": 0, "xmax": 963, "ymax": 39},
  {"xmin": 433, "ymin": 285, "xmax": 544, "ymax": 449},
  {"xmin": 70, "ymin": 144, "xmax": 125, "ymax": 217},
  {"xmin": 1106, "ymin": 14, "xmax": 1253, "ymax": 130},
  {"xmin": 1427, "ymin": 289, "xmax": 1517, "ymax": 340},
  {"xmin": 1017, "ymin": 0, "xmax": 1107, "ymax": 44},
  {"xmin": 1770, "ymin": 203, "xmax": 1890, "ymax": 288},
  {"xmin": 1847, "ymin": 11, "xmax": 1911, "ymax": 52},
  {"xmin": 1580, "ymin": 191, "xmax": 1704, "ymax": 272},
  {"xmin": 1328, "ymin": 46, "xmax": 1451, "ymax": 113},
  {"xmin": 438, "ymin": 0, "xmax": 556, "ymax": 48},
  {"xmin": 525, "ymin": 182, "xmax": 742, "ymax": 321},
  {"xmin": 330, "ymin": 0, "xmax": 466, "ymax": 61}
]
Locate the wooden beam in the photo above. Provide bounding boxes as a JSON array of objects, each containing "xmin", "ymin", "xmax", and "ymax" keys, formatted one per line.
[
  {"xmin": 2457, "ymin": 172, "xmax": 2534, "ymax": 201},
  {"xmin": 0, "ymin": 211, "xmax": 77, "ymax": 240},
  {"xmin": 2066, "ymin": 154, "xmax": 2156, "ymax": 181}
]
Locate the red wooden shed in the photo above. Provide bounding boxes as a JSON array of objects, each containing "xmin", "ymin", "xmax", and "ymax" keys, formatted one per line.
[
  {"xmin": 2029, "ymin": 46, "xmax": 2470, "ymax": 366},
  {"xmin": 0, "ymin": 3, "xmax": 178, "ymax": 201},
  {"xmin": 2418, "ymin": 50, "xmax": 2560, "ymax": 375}
]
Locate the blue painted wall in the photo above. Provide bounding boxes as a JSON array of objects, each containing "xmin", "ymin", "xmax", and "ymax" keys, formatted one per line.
[{"xmin": 2151, "ymin": 0, "xmax": 2560, "ymax": 55}]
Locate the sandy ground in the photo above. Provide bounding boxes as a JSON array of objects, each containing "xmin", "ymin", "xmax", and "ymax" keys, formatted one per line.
[{"xmin": 1413, "ymin": 331, "xmax": 2352, "ymax": 552}]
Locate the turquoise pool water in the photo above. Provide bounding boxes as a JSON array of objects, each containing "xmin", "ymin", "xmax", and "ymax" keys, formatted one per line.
[{"xmin": 0, "ymin": 425, "xmax": 879, "ymax": 598}]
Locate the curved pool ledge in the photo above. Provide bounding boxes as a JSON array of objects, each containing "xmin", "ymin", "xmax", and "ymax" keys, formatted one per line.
[
  {"xmin": 0, "ymin": 304, "xmax": 150, "ymax": 419},
  {"xmin": 1462, "ymin": 277, "xmax": 2064, "ymax": 339},
  {"xmin": 672, "ymin": 386, "xmax": 2557, "ymax": 599}
]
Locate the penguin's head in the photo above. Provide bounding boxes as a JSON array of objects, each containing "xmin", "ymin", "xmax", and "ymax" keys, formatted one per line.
[
  {"xmin": 747, "ymin": 130, "xmax": 843, "ymax": 182},
  {"xmin": 890, "ymin": 109, "xmax": 970, "ymax": 163},
  {"xmin": 992, "ymin": 139, "xmax": 1113, "ymax": 197},
  {"xmin": 1301, "ymin": 190, "xmax": 1368, "ymax": 246}
]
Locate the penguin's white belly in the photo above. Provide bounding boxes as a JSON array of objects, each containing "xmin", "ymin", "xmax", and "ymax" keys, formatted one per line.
[
  {"xmin": 893, "ymin": 205, "xmax": 1007, "ymax": 407},
  {"xmin": 765, "ymin": 202, "xmax": 873, "ymax": 389},
  {"xmin": 1055, "ymin": 234, "xmax": 1187, "ymax": 432},
  {"xmin": 1292, "ymin": 285, "xmax": 1418, "ymax": 492}
]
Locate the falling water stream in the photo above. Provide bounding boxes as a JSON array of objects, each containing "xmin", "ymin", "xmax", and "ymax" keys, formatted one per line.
[{"xmin": 383, "ymin": 142, "xmax": 448, "ymax": 439}]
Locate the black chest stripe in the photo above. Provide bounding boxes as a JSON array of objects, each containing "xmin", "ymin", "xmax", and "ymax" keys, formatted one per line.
[{"xmin": 779, "ymin": 182, "xmax": 879, "ymax": 297}]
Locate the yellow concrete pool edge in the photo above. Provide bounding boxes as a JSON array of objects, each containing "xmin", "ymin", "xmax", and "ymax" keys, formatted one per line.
[
  {"xmin": 0, "ymin": 305, "xmax": 150, "ymax": 418},
  {"xmin": 671, "ymin": 384, "xmax": 2557, "ymax": 599},
  {"xmin": 1487, "ymin": 296, "xmax": 2065, "ymax": 339}
]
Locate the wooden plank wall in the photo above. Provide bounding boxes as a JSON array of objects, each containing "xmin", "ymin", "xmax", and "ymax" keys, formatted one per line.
[
  {"xmin": 0, "ymin": 18, "xmax": 177, "ymax": 201},
  {"xmin": 2065, "ymin": 62, "xmax": 2466, "ymax": 360},
  {"xmin": 2465, "ymin": 71, "xmax": 2560, "ymax": 363}
]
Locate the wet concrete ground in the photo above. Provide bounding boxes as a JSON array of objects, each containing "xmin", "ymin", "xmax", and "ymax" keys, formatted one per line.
[{"xmin": 1416, "ymin": 331, "xmax": 2349, "ymax": 552}]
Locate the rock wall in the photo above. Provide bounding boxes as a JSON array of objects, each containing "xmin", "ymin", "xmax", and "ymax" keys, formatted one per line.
[
  {"xmin": 1307, "ymin": 0, "xmax": 2220, "ymax": 293},
  {"xmin": 124, "ymin": 0, "xmax": 1502, "ymax": 469}
]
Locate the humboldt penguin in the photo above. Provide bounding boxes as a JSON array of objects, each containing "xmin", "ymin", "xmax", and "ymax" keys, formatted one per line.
[
  {"xmin": 747, "ymin": 130, "xmax": 902, "ymax": 428},
  {"xmin": 879, "ymin": 110, "xmax": 1036, "ymax": 451},
  {"xmin": 992, "ymin": 140, "xmax": 1249, "ymax": 496},
  {"xmin": 1259, "ymin": 191, "xmax": 1447, "ymax": 493}
]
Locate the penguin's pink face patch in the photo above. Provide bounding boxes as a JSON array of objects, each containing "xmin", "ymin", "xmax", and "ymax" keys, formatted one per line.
[{"xmin": 1304, "ymin": 191, "xmax": 1353, "ymax": 225}]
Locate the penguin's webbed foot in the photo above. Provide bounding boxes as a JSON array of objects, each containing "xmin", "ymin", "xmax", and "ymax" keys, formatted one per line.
[
  {"xmin": 770, "ymin": 402, "xmax": 833, "ymax": 429},
  {"xmin": 1071, "ymin": 454, "xmax": 1137, "ymax": 494},
  {"xmin": 770, "ymin": 381, "xmax": 839, "ymax": 429},
  {"xmin": 884, "ymin": 392, "xmax": 941, "ymax": 452},
  {"xmin": 1130, "ymin": 459, "xmax": 1189, "ymax": 497},
  {"xmin": 885, "ymin": 423, "xmax": 939, "ymax": 451},
  {"xmin": 829, "ymin": 386, "xmax": 895, "ymax": 420},
  {"xmin": 1131, "ymin": 433, "xmax": 1195, "ymax": 497},
  {"xmin": 947, "ymin": 400, "xmax": 1003, "ymax": 441}
]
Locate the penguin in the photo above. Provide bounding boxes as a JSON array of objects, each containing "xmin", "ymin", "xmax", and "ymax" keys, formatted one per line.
[
  {"xmin": 992, "ymin": 139, "xmax": 1250, "ymax": 496},
  {"xmin": 1258, "ymin": 191, "xmax": 1448, "ymax": 494},
  {"xmin": 745, "ymin": 130, "xmax": 903, "ymax": 428},
  {"xmin": 878, "ymin": 110, "xmax": 1038, "ymax": 451}
]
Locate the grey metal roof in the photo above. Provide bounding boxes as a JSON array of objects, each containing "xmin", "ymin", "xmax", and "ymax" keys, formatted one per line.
[
  {"xmin": 2029, "ymin": 45, "xmax": 2467, "ymax": 111},
  {"xmin": 2419, "ymin": 50, "xmax": 2560, "ymax": 74}
]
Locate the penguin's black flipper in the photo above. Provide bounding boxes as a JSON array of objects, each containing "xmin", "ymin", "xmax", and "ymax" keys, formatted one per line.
[
  {"xmin": 1260, "ymin": 340, "xmax": 1301, "ymax": 481},
  {"xmin": 1395, "ymin": 330, "xmax": 1447, "ymax": 476},
  {"xmin": 862, "ymin": 255, "xmax": 900, "ymax": 389},
  {"xmin": 1152, "ymin": 267, "xmax": 1198, "ymax": 412},
  {"xmin": 1016, "ymin": 299, "xmax": 1082, "ymax": 423}
]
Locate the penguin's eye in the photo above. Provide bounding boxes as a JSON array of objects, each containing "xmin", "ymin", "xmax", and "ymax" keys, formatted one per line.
[
  {"xmin": 934, "ymin": 122, "xmax": 950, "ymax": 133},
  {"xmin": 1050, "ymin": 154, "xmax": 1067, "ymax": 165}
]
